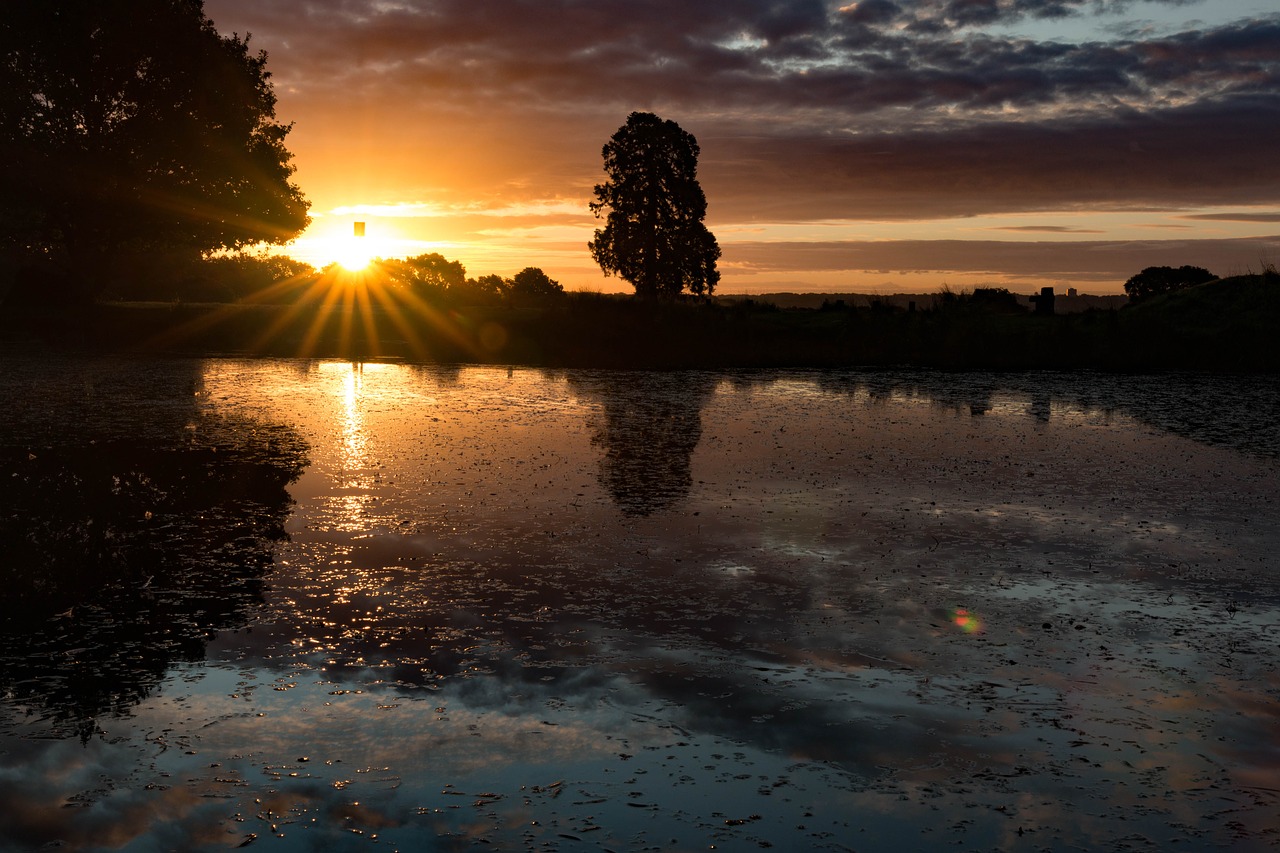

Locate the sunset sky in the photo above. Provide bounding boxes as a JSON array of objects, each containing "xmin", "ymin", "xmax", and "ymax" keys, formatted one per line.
[{"xmin": 204, "ymin": 0, "xmax": 1280, "ymax": 295}]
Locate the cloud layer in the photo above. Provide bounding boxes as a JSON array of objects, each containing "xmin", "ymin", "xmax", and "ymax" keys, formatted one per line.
[
  {"xmin": 204, "ymin": 0, "xmax": 1280, "ymax": 289},
  {"xmin": 725, "ymin": 234, "xmax": 1280, "ymax": 279}
]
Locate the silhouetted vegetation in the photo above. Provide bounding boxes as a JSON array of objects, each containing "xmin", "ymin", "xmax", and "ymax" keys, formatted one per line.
[
  {"xmin": 1123, "ymin": 265, "xmax": 1216, "ymax": 303},
  {"xmin": 589, "ymin": 112, "xmax": 721, "ymax": 298},
  {"xmin": 358, "ymin": 256, "xmax": 562, "ymax": 307},
  {"xmin": 0, "ymin": 274, "xmax": 1267, "ymax": 369},
  {"xmin": 0, "ymin": 1, "xmax": 309, "ymax": 303},
  {"xmin": 380, "ymin": 252, "xmax": 467, "ymax": 300},
  {"xmin": 3, "ymin": 255, "xmax": 1277, "ymax": 370},
  {"xmin": 508, "ymin": 266, "xmax": 565, "ymax": 299}
]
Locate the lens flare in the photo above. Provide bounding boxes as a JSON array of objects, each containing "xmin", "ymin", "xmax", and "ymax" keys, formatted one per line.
[{"xmin": 951, "ymin": 607, "xmax": 983, "ymax": 634}]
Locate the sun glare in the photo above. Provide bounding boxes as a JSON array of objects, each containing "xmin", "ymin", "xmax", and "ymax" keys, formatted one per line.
[{"xmin": 333, "ymin": 236, "xmax": 376, "ymax": 272}]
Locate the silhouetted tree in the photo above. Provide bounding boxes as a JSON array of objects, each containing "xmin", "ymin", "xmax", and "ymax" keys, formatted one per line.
[
  {"xmin": 0, "ymin": 1, "xmax": 310, "ymax": 302},
  {"xmin": 1124, "ymin": 265, "xmax": 1216, "ymax": 303},
  {"xmin": 969, "ymin": 287, "xmax": 1024, "ymax": 313},
  {"xmin": 508, "ymin": 266, "xmax": 564, "ymax": 298},
  {"xmin": 452, "ymin": 273, "xmax": 509, "ymax": 304},
  {"xmin": 589, "ymin": 112, "xmax": 720, "ymax": 299},
  {"xmin": 107, "ymin": 249, "xmax": 315, "ymax": 302},
  {"xmin": 382, "ymin": 252, "xmax": 467, "ymax": 300},
  {"xmin": 200, "ymin": 252, "xmax": 316, "ymax": 302}
]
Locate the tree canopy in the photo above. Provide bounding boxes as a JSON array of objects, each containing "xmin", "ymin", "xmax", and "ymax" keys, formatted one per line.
[
  {"xmin": 508, "ymin": 267, "xmax": 564, "ymax": 298},
  {"xmin": 1124, "ymin": 265, "xmax": 1216, "ymax": 303},
  {"xmin": 380, "ymin": 253, "xmax": 467, "ymax": 298},
  {"xmin": 0, "ymin": 0, "xmax": 310, "ymax": 301},
  {"xmin": 589, "ymin": 112, "xmax": 720, "ymax": 299}
]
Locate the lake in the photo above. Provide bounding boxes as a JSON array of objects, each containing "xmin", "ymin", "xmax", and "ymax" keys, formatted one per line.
[{"xmin": 2, "ymin": 355, "xmax": 1278, "ymax": 851}]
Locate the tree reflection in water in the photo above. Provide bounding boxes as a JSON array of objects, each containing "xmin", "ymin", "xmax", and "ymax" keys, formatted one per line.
[
  {"xmin": 814, "ymin": 369, "xmax": 1280, "ymax": 457},
  {"xmin": 570, "ymin": 372, "xmax": 718, "ymax": 516},
  {"xmin": 0, "ymin": 359, "xmax": 305, "ymax": 741}
]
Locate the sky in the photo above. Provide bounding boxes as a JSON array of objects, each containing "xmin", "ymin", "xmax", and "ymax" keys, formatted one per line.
[{"xmin": 203, "ymin": 0, "xmax": 1280, "ymax": 295}]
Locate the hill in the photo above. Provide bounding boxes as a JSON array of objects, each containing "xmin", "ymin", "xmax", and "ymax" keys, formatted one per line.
[{"xmin": 1112, "ymin": 273, "xmax": 1280, "ymax": 370}]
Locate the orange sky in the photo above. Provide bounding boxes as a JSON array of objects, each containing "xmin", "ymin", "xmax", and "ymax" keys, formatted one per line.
[{"xmin": 205, "ymin": 0, "xmax": 1280, "ymax": 295}]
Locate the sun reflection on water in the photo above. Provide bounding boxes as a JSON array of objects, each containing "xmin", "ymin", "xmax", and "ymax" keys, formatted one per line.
[
  {"xmin": 316, "ymin": 360, "xmax": 399, "ymax": 531},
  {"xmin": 338, "ymin": 361, "xmax": 368, "ymax": 472}
]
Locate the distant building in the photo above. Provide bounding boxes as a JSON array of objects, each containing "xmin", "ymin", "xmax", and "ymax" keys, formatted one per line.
[
  {"xmin": 1067, "ymin": 287, "xmax": 1078, "ymax": 297},
  {"xmin": 1029, "ymin": 286, "xmax": 1055, "ymax": 315}
]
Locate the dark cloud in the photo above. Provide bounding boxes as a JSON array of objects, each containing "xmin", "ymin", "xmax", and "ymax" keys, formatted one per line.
[
  {"xmin": 724, "ymin": 235, "xmax": 1280, "ymax": 279},
  {"xmin": 701, "ymin": 95, "xmax": 1280, "ymax": 222},
  {"xmin": 992, "ymin": 226, "xmax": 1107, "ymax": 233},
  {"xmin": 203, "ymin": 0, "xmax": 1280, "ymax": 225},
  {"xmin": 211, "ymin": 1, "xmax": 1280, "ymax": 114},
  {"xmin": 852, "ymin": 0, "xmax": 1210, "ymax": 33},
  {"xmin": 1182, "ymin": 212, "xmax": 1280, "ymax": 222}
]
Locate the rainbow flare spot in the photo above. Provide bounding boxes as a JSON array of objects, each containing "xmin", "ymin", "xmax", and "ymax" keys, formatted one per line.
[{"xmin": 951, "ymin": 607, "xmax": 983, "ymax": 634}]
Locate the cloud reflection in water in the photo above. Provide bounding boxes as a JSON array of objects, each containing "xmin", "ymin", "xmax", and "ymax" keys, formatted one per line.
[{"xmin": 1, "ymin": 359, "xmax": 1278, "ymax": 850}]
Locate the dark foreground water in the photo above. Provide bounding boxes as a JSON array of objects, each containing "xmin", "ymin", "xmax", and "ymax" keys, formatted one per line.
[{"xmin": 1, "ymin": 355, "xmax": 1278, "ymax": 852}]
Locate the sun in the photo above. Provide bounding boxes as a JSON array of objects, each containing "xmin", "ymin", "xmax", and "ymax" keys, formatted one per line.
[{"xmin": 333, "ymin": 235, "xmax": 376, "ymax": 272}]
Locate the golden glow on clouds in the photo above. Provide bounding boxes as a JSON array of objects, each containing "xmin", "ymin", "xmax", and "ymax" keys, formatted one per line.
[
  {"xmin": 329, "ymin": 199, "xmax": 585, "ymax": 219},
  {"xmin": 268, "ymin": 200, "xmax": 1280, "ymax": 296},
  {"xmin": 274, "ymin": 154, "xmax": 1280, "ymax": 292},
  {"xmin": 330, "ymin": 202, "xmax": 447, "ymax": 218}
]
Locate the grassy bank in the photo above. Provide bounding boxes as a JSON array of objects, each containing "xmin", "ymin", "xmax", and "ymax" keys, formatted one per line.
[{"xmin": 4, "ymin": 275, "xmax": 1278, "ymax": 371}]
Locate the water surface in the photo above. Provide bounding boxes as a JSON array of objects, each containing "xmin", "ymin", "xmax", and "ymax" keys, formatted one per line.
[{"xmin": 2, "ymin": 357, "xmax": 1278, "ymax": 851}]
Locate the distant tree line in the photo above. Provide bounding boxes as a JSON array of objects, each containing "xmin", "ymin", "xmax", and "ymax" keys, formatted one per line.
[
  {"xmin": 14, "ymin": 248, "xmax": 565, "ymax": 308},
  {"xmin": 374, "ymin": 254, "xmax": 564, "ymax": 304}
]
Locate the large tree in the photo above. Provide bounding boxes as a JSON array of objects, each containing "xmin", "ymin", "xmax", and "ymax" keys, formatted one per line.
[
  {"xmin": 589, "ymin": 112, "xmax": 720, "ymax": 299},
  {"xmin": 0, "ymin": 0, "xmax": 309, "ymax": 301},
  {"xmin": 380, "ymin": 253, "xmax": 467, "ymax": 301}
]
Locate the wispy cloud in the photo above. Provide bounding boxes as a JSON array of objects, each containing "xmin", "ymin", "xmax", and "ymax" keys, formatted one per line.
[
  {"xmin": 989, "ymin": 226, "xmax": 1106, "ymax": 234},
  {"xmin": 329, "ymin": 200, "xmax": 588, "ymax": 219}
]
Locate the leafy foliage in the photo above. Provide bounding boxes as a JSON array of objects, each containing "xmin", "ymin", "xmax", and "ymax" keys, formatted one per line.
[
  {"xmin": 932, "ymin": 287, "xmax": 1025, "ymax": 313},
  {"xmin": 589, "ymin": 112, "xmax": 720, "ymax": 298},
  {"xmin": 1123, "ymin": 265, "xmax": 1216, "ymax": 303},
  {"xmin": 454, "ymin": 273, "xmax": 510, "ymax": 304},
  {"xmin": 509, "ymin": 267, "xmax": 564, "ymax": 298},
  {"xmin": 373, "ymin": 256, "xmax": 561, "ymax": 305},
  {"xmin": 0, "ymin": 0, "xmax": 309, "ymax": 300},
  {"xmin": 380, "ymin": 253, "xmax": 467, "ymax": 299}
]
